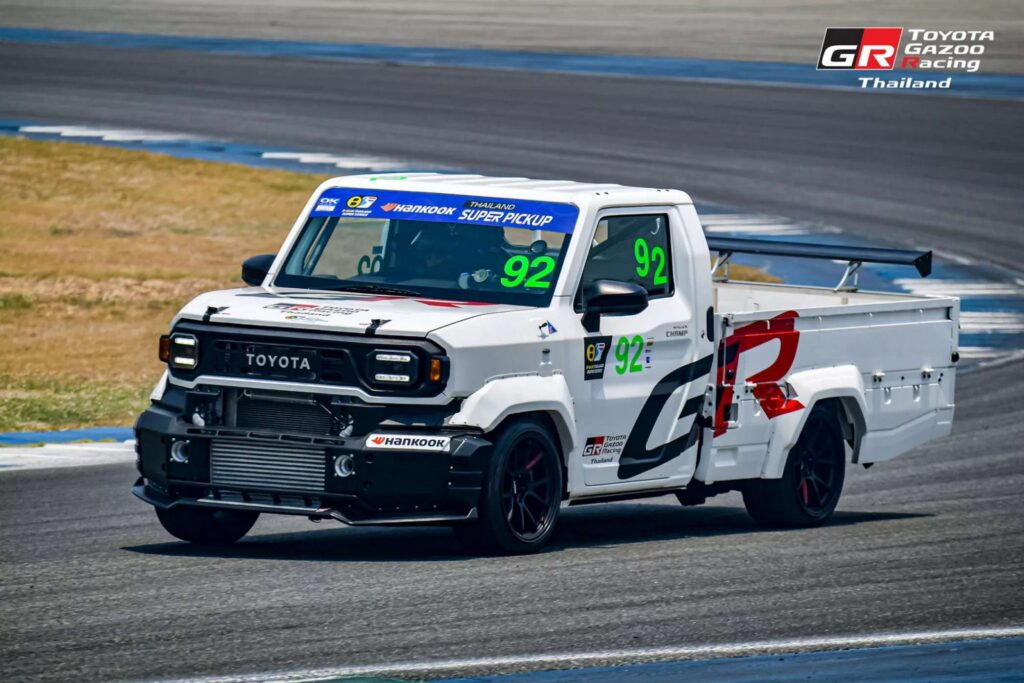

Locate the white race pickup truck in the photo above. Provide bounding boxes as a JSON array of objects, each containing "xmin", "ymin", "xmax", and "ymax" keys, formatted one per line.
[{"xmin": 133, "ymin": 174, "xmax": 958, "ymax": 553}]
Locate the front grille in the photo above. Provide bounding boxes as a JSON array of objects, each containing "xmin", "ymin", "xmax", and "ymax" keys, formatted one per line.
[
  {"xmin": 210, "ymin": 438, "xmax": 326, "ymax": 492},
  {"xmin": 235, "ymin": 396, "xmax": 333, "ymax": 435},
  {"xmin": 168, "ymin": 320, "xmax": 447, "ymax": 398}
]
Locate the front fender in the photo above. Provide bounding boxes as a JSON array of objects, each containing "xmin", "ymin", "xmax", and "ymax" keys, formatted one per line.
[
  {"xmin": 447, "ymin": 373, "xmax": 577, "ymax": 456},
  {"xmin": 760, "ymin": 365, "xmax": 867, "ymax": 479}
]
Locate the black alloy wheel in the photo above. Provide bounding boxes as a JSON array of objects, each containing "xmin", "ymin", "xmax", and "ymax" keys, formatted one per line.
[
  {"xmin": 501, "ymin": 433, "xmax": 559, "ymax": 542},
  {"xmin": 743, "ymin": 403, "xmax": 846, "ymax": 528},
  {"xmin": 454, "ymin": 417, "xmax": 563, "ymax": 554},
  {"xmin": 792, "ymin": 420, "xmax": 842, "ymax": 517}
]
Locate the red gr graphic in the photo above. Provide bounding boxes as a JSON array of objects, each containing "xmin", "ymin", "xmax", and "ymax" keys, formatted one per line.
[
  {"xmin": 714, "ymin": 311, "xmax": 804, "ymax": 437},
  {"xmin": 370, "ymin": 436, "xmax": 385, "ymax": 445},
  {"xmin": 817, "ymin": 27, "xmax": 903, "ymax": 70}
]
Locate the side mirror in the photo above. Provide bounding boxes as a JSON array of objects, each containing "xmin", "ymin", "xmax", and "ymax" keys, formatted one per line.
[
  {"xmin": 241, "ymin": 254, "xmax": 276, "ymax": 287},
  {"xmin": 581, "ymin": 279, "xmax": 649, "ymax": 332}
]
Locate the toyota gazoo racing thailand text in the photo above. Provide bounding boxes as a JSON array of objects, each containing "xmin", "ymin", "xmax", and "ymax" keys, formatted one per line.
[
  {"xmin": 817, "ymin": 26, "xmax": 995, "ymax": 91},
  {"xmin": 133, "ymin": 174, "xmax": 958, "ymax": 553}
]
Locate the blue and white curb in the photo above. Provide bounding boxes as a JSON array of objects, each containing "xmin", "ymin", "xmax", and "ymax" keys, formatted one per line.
[
  {"xmin": 0, "ymin": 425, "xmax": 134, "ymax": 447},
  {"xmin": 0, "ymin": 441, "xmax": 135, "ymax": 472},
  {"xmin": 0, "ymin": 121, "xmax": 433, "ymax": 174},
  {"xmin": 2, "ymin": 26, "xmax": 1023, "ymax": 101}
]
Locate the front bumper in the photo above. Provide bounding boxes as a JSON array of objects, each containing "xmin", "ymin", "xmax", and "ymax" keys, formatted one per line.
[{"xmin": 133, "ymin": 404, "xmax": 490, "ymax": 526}]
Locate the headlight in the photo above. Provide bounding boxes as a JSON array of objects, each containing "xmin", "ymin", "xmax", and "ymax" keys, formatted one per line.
[
  {"xmin": 368, "ymin": 350, "xmax": 418, "ymax": 385},
  {"xmin": 167, "ymin": 333, "xmax": 199, "ymax": 370}
]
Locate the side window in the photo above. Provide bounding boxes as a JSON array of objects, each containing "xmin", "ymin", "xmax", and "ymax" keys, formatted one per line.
[{"xmin": 577, "ymin": 214, "xmax": 673, "ymax": 305}]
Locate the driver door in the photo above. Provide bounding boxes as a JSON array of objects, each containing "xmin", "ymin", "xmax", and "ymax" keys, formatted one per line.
[{"xmin": 574, "ymin": 208, "xmax": 705, "ymax": 488}]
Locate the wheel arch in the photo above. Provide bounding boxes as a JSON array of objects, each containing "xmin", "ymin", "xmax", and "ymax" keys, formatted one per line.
[
  {"xmin": 447, "ymin": 373, "xmax": 577, "ymax": 463},
  {"xmin": 761, "ymin": 365, "xmax": 867, "ymax": 479}
]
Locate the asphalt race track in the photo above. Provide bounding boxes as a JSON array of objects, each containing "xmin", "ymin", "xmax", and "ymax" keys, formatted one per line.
[{"xmin": 1, "ymin": 42, "xmax": 1023, "ymax": 682}]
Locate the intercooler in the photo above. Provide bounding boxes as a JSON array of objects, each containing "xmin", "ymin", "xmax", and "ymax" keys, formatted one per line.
[
  {"xmin": 210, "ymin": 438, "xmax": 326, "ymax": 492},
  {"xmin": 234, "ymin": 393, "xmax": 334, "ymax": 435}
]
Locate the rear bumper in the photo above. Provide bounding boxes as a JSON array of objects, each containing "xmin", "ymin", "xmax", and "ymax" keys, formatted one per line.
[{"xmin": 133, "ymin": 404, "xmax": 490, "ymax": 526}]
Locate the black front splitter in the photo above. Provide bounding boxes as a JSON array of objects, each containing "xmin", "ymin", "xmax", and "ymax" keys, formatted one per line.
[{"xmin": 131, "ymin": 478, "xmax": 477, "ymax": 527}]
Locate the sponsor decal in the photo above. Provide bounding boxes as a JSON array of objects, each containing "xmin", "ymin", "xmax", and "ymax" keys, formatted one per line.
[
  {"xmin": 583, "ymin": 434, "xmax": 627, "ymax": 460},
  {"xmin": 464, "ymin": 200, "xmax": 516, "ymax": 211},
  {"xmin": 315, "ymin": 197, "xmax": 340, "ymax": 212},
  {"xmin": 458, "ymin": 209, "xmax": 553, "ymax": 227},
  {"xmin": 265, "ymin": 302, "xmax": 369, "ymax": 317},
  {"xmin": 365, "ymin": 434, "xmax": 451, "ymax": 452},
  {"xmin": 381, "ymin": 203, "xmax": 457, "ymax": 216},
  {"xmin": 310, "ymin": 189, "xmax": 579, "ymax": 234},
  {"xmin": 714, "ymin": 310, "xmax": 804, "ymax": 437},
  {"xmin": 816, "ymin": 27, "xmax": 995, "ymax": 91},
  {"xmin": 346, "ymin": 195, "xmax": 377, "ymax": 209},
  {"xmin": 538, "ymin": 320, "xmax": 558, "ymax": 336},
  {"xmin": 666, "ymin": 324, "xmax": 688, "ymax": 338},
  {"xmin": 584, "ymin": 336, "xmax": 612, "ymax": 380}
]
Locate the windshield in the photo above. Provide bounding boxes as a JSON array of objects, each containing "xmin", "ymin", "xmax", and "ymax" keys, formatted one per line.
[{"xmin": 275, "ymin": 188, "xmax": 579, "ymax": 306}]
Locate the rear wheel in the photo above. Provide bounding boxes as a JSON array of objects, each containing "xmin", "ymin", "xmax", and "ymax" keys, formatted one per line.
[
  {"xmin": 743, "ymin": 404, "xmax": 846, "ymax": 528},
  {"xmin": 155, "ymin": 506, "xmax": 259, "ymax": 545},
  {"xmin": 454, "ymin": 418, "xmax": 563, "ymax": 554}
]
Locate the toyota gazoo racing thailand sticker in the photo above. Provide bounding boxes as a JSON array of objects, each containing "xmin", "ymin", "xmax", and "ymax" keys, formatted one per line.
[
  {"xmin": 816, "ymin": 27, "xmax": 995, "ymax": 92},
  {"xmin": 365, "ymin": 434, "xmax": 452, "ymax": 452},
  {"xmin": 309, "ymin": 188, "xmax": 579, "ymax": 234}
]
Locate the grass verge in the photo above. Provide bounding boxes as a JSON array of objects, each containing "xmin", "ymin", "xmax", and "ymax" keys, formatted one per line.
[{"xmin": 0, "ymin": 136, "xmax": 329, "ymax": 431}]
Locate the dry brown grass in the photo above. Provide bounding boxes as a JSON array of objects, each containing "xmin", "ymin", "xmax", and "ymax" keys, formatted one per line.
[{"xmin": 0, "ymin": 136, "xmax": 330, "ymax": 431}]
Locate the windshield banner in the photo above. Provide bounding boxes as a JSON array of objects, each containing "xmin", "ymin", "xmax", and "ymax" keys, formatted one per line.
[{"xmin": 310, "ymin": 188, "xmax": 579, "ymax": 234}]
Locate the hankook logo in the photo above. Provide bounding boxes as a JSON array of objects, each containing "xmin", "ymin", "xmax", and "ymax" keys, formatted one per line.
[
  {"xmin": 365, "ymin": 434, "xmax": 451, "ymax": 452},
  {"xmin": 245, "ymin": 352, "xmax": 312, "ymax": 371}
]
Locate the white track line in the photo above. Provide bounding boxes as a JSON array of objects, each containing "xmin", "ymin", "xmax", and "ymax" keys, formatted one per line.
[
  {"xmin": 701, "ymin": 213, "xmax": 809, "ymax": 236},
  {"xmin": 894, "ymin": 279, "xmax": 1024, "ymax": 298},
  {"xmin": 260, "ymin": 151, "xmax": 408, "ymax": 170},
  {"xmin": 0, "ymin": 441, "xmax": 135, "ymax": 472},
  {"xmin": 959, "ymin": 312, "xmax": 1024, "ymax": 333},
  {"xmin": 156, "ymin": 626, "xmax": 1024, "ymax": 683},
  {"xmin": 19, "ymin": 124, "xmax": 201, "ymax": 143},
  {"xmin": 17, "ymin": 125, "xmax": 412, "ymax": 170},
  {"xmin": 958, "ymin": 346, "xmax": 1009, "ymax": 360}
]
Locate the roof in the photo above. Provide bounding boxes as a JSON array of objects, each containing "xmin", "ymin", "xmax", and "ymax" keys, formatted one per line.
[{"xmin": 326, "ymin": 172, "xmax": 693, "ymax": 207}]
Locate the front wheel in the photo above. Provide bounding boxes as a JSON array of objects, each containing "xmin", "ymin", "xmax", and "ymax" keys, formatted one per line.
[
  {"xmin": 743, "ymin": 404, "xmax": 846, "ymax": 528},
  {"xmin": 454, "ymin": 418, "xmax": 563, "ymax": 554},
  {"xmin": 155, "ymin": 505, "xmax": 259, "ymax": 545}
]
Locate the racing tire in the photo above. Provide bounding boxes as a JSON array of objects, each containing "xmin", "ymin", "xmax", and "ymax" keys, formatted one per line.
[
  {"xmin": 742, "ymin": 403, "xmax": 846, "ymax": 528},
  {"xmin": 155, "ymin": 506, "xmax": 259, "ymax": 545},
  {"xmin": 454, "ymin": 418, "xmax": 563, "ymax": 555}
]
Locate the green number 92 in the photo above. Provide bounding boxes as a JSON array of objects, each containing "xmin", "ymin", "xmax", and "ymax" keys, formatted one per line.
[
  {"xmin": 500, "ymin": 255, "xmax": 556, "ymax": 289},
  {"xmin": 614, "ymin": 335, "xmax": 644, "ymax": 375},
  {"xmin": 634, "ymin": 238, "xmax": 668, "ymax": 286}
]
